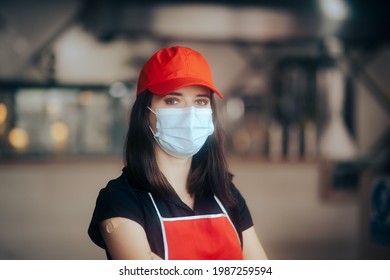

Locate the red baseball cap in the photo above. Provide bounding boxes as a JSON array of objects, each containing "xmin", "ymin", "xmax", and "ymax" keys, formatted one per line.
[{"xmin": 136, "ymin": 46, "xmax": 223, "ymax": 98}]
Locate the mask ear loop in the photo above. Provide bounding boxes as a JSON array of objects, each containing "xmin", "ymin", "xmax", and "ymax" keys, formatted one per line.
[
  {"xmin": 147, "ymin": 106, "xmax": 156, "ymax": 114},
  {"xmin": 147, "ymin": 106, "xmax": 157, "ymax": 136}
]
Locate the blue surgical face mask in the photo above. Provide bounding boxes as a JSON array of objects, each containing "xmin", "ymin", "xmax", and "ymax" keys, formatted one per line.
[{"xmin": 148, "ymin": 106, "xmax": 214, "ymax": 158}]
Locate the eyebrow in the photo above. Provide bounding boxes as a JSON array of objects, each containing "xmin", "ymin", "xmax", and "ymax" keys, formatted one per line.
[{"xmin": 166, "ymin": 92, "xmax": 211, "ymax": 98}]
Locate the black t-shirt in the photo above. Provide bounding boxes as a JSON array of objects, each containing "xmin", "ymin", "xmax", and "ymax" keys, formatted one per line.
[{"xmin": 88, "ymin": 172, "xmax": 253, "ymax": 259}]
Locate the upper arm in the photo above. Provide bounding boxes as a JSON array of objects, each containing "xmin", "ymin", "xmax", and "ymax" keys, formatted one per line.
[
  {"xmin": 100, "ymin": 217, "xmax": 153, "ymax": 260},
  {"xmin": 88, "ymin": 182, "xmax": 148, "ymax": 251},
  {"xmin": 229, "ymin": 186, "xmax": 267, "ymax": 259},
  {"xmin": 242, "ymin": 226, "xmax": 268, "ymax": 260}
]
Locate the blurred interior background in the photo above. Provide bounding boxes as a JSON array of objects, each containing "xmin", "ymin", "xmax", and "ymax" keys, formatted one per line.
[{"xmin": 0, "ymin": 0, "xmax": 389, "ymax": 259}]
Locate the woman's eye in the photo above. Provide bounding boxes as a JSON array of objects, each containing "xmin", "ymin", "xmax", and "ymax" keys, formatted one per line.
[
  {"xmin": 195, "ymin": 99, "xmax": 209, "ymax": 106},
  {"xmin": 164, "ymin": 98, "xmax": 179, "ymax": 105}
]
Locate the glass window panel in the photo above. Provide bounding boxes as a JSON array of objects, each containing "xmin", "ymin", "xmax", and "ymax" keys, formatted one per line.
[{"xmin": 0, "ymin": 84, "xmax": 134, "ymax": 160}]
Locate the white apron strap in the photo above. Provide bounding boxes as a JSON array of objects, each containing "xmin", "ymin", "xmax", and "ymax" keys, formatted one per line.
[
  {"xmin": 148, "ymin": 193, "xmax": 169, "ymax": 260},
  {"xmin": 213, "ymin": 195, "xmax": 241, "ymax": 246}
]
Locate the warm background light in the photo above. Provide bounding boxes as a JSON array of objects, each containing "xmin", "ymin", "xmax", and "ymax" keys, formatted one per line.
[
  {"xmin": 8, "ymin": 128, "xmax": 29, "ymax": 150},
  {"xmin": 0, "ymin": 103, "xmax": 7, "ymax": 125},
  {"xmin": 50, "ymin": 121, "xmax": 69, "ymax": 144}
]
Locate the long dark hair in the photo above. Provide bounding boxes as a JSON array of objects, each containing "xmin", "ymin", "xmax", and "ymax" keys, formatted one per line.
[{"xmin": 124, "ymin": 90, "xmax": 235, "ymax": 206}]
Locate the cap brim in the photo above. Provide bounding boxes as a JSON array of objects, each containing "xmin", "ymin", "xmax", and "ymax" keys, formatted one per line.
[{"xmin": 146, "ymin": 77, "xmax": 223, "ymax": 98}]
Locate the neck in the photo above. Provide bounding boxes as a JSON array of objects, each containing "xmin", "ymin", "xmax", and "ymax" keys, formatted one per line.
[
  {"xmin": 156, "ymin": 147, "xmax": 192, "ymax": 193},
  {"xmin": 156, "ymin": 146, "xmax": 194, "ymax": 209}
]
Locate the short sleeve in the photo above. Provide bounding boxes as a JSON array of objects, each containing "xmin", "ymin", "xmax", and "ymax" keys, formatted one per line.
[
  {"xmin": 231, "ymin": 185, "xmax": 254, "ymax": 232},
  {"xmin": 87, "ymin": 177, "xmax": 145, "ymax": 249}
]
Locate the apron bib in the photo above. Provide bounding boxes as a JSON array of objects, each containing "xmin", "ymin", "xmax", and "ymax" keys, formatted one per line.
[{"xmin": 149, "ymin": 193, "xmax": 243, "ymax": 260}]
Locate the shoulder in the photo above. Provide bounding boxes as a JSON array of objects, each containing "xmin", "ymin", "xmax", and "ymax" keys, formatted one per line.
[
  {"xmin": 94, "ymin": 173, "xmax": 154, "ymax": 225},
  {"xmin": 226, "ymin": 184, "xmax": 254, "ymax": 231},
  {"xmin": 102, "ymin": 172, "xmax": 135, "ymax": 195},
  {"xmin": 230, "ymin": 184, "xmax": 247, "ymax": 206},
  {"xmin": 97, "ymin": 173, "xmax": 148, "ymax": 207}
]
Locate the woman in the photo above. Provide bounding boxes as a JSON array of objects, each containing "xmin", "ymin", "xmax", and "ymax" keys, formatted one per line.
[{"xmin": 88, "ymin": 46, "xmax": 267, "ymax": 260}]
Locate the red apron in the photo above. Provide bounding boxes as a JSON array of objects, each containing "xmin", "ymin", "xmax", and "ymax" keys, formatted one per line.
[{"xmin": 149, "ymin": 193, "xmax": 243, "ymax": 260}]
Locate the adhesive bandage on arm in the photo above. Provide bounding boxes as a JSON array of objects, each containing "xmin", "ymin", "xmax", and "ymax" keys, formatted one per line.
[
  {"xmin": 103, "ymin": 217, "xmax": 125, "ymax": 234},
  {"xmin": 100, "ymin": 217, "xmax": 155, "ymax": 259}
]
